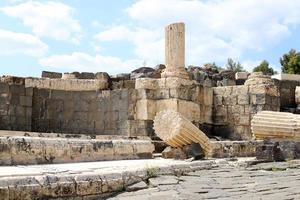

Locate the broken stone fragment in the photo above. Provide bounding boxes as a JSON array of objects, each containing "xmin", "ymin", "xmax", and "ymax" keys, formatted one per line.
[
  {"xmin": 162, "ymin": 143, "xmax": 204, "ymax": 160},
  {"xmin": 251, "ymin": 111, "xmax": 300, "ymax": 140},
  {"xmin": 153, "ymin": 110, "xmax": 212, "ymax": 156}
]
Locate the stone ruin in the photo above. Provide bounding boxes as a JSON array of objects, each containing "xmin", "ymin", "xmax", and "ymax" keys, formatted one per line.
[{"xmin": 1, "ymin": 22, "xmax": 300, "ymax": 199}]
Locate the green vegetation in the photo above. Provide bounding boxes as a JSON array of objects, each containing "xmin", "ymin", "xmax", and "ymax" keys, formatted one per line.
[
  {"xmin": 280, "ymin": 49, "xmax": 300, "ymax": 74},
  {"xmin": 225, "ymin": 58, "xmax": 245, "ymax": 72},
  {"xmin": 253, "ymin": 60, "xmax": 276, "ymax": 75}
]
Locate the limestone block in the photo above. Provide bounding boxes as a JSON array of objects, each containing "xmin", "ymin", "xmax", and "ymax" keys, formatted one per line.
[
  {"xmin": 178, "ymin": 100, "xmax": 200, "ymax": 122},
  {"xmin": 235, "ymin": 72, "xmax": 249, "ymax": 80},
  {"xmin": 213, "ymin": 95, "xmax": 223, "ymax": 105},
  {"xmin": 232, "ymin": 85, "xmax": 249, "ymax": 95},
  {"xmin": 25, "ymin": 78, "xmax": 108, "ymax": 91},
  {"xmin": 156, "ymin": 99, "xmax": 201, "ymax": 122},
  {"xmin": 249, "ymin": 84, "xmax": 279, "ymax": 96},
  {"xmin": 135, "ymin": 99, "xmax": 156, "ymax": 120},
  {"xmin": 153, "ymin": 110, "xmax": 212, "ymax": 155},
  {"xmin": 237, "ymin": 94, "xmax": 249, "ymax": 105},
  {"xmin": 20, "ymin": 96, "xmax": 32, "ymax": 107},
  {"xmin": 41, "ymin": 71, "xmax": 62, "ymax": 79},
  {"xmin": 0, "ymin": 82, "xmax": 9, "ymax": 93},
  {"xmin": 164, "ymin": 77, "xmax": 197, "ymax": 89},
  {"xmin": 203, "ymin": 87, "xmax": 213, "ymax": 106},
  {"xmin": 245, "ymin": 72, "xmax": 275, "ymax": 86},
  {"xmin": 135, "ymin": 78, "xmax": 159, "ymax": 90},
  {"xmin": 296, "ymin": 86, "xmax": 300, "ymax": 105},
  {"xmin": 251, "ymin": 111, "xmax": 300, "ymax": 140},
  {"xmin": 272, "ymin": 73, "xmax": 300, "ymax": 81},
  {"xmin": 0, "ymin": 137, "xmax": 11, "ymax": 165}
]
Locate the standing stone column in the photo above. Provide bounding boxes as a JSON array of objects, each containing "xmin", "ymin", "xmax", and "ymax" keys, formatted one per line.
[{"xmin": 161, "ymin": 22, "xmax": 189, "ymax": 80}]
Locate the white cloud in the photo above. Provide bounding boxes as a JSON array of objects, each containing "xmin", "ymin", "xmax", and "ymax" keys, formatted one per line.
[
  {"xmin": 1, "ymin": 1, "xmax": 81, "ymax": 43},
  {"xmin": 39, "ymin": 52, "xmax": 144, "ymax": 74},
  {"xmin": 94, "ymin": 0, "xmax": 300, "ymax": 71},
  {"xmin": 95, "ymin": 25, "xmax": 164, "ymax": 64},
  {"xmin": 0, "ymin": 29, "xmax": 48, "ymax": 57},
  {"xmin": 242, "ymin": 60, "xmax": 281, "ymax": 73}
]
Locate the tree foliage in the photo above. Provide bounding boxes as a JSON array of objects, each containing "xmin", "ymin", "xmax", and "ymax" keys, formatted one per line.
[
  {"xmin": 253, "ymin": 60, "xmax": 275, "ymax": 75},
  {"xmin": 225, "ymin": 58, "xmax": 245, "ymax": 72},
  {"xmin": 280, "ymin": 49, "xmax": 300, "ymax": 74}
]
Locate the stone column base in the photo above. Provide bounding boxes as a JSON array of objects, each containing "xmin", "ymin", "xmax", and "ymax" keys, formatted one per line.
[{"xmin": 161, "ymin": 67, "xmax": 189, "ymax": 80}]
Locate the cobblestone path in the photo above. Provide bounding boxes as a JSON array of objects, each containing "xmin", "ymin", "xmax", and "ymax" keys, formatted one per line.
[{"xmin": 109, "ymin": 160, "xmax": 300, "ymax": 200}]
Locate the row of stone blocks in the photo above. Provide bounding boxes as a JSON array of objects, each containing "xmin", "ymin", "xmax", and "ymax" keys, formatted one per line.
[
  {"xmin": 0, "ymin": 135, "xmax": 154, "ymax": 165},
  {"xmin": 251, "ymin": 111, "xmax": 300, "ymax": 140}
]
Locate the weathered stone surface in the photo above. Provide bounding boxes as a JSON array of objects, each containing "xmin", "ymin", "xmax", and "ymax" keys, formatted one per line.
[
  {"xmin": 161, "ymin": 23, "xmax": 189, "ymax": 79},
  {"xmin": 126, "ymin": 181, "xmax": 148, "ymax": 192},
  {"xmin": 0, "ymin": 157, "xmax": 215, "ymax": 199},
  {"xmin": 0, "ymin": 136, "xmax": 154, "ymax": 165},
  {"xmin": 153, "ymin": 110, "xmax": 211, "ymax": 155},
  {"xmin": 110, "ymin": 159, "xmax": 300, "ymax": 200},
  {"xmin": 235, "ymin": 72, "xmax": 249, "ymax": 80},
  {"xmin": 162, "ymin": 146, "xmax": 187, "ymax": 159},
  {"xmin": 41, "ymin": 71, "xmax": 62, "ymax": 79},
  {"xmin": 251, "ymin": 111, "xmax": 300, "ymax": 140},
  {"xmin": 256, "ymin": 140, "xmax": 300, "ymax": 161},
  {"xmin": 25, "ymin": 78, "xmax": 109, "ymax": 91},
  {"xmin": 272, "ymin": 73, "xmax": 300, "ymax": 81},
  {"xmin": 162, "ymin": 143, "xmax": 204, "ymax": 160},
  {"xmin": 130, "ymin": 67, "xmax": 157, "ymax": 80},
  {"xmin": 244, "ymin": 72, "xmax": 275, "ymax": 86},
  {"xmin": 296, "ymin": 86, "xmax": 300, "ymax": 105}
]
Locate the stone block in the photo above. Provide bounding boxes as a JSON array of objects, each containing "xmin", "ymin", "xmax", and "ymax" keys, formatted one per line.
[
  {"xmin": 9, "ymin": 85, "xmax": 25, "ymax": 95},
  {"xmin": 0, "ymin": 82, "xmax": 9, "ymax": 93},
  {"xmin": 113, "ymin": 140, "xmax": 134, "ymax": 156},
  {"xmin": 203, "ymin": 87, "xmax": 213, "ymax": 106},
  {"xmin": 235, "ymin": 72, "xmax": 248, "ymax": 80},
  {"xmin": 154, "ymin": 89, "xmax": 170, "ymax": 99},
  {"xmin": 25, "ymin": 87, "xmax": 33, "ymax": 96},
  {"xmin": 135, "ymin": 78, "xmax": 159, "ymax": 90},
  {"xmin": 223, "ymin": 95, "xmax": 237, "ymax": 105},
  {"xmin": 238, "ymin": 115, "xmax": 250, "ymax": 126},
  {"xmin": 41, "ymin": 71, "xmax": 62, "ymax": 79},
  {"xmin": 20, "ymin": 96, "xmax": 32, "ymax": 107},
  {"xmin": 237, "ymin": 94, "xmax": 249, "ymax": 105},
  {"xmin": 296, "ymin": 86, "xmax": 300, "ymax": 105},
  {"xmin": 15, "ymin": 105, "xmax": 26, "ymax": 116},
  {"xmin": 0, "ymin": 104, "xmax": 8, "ymax": 115},
  {"xmin": 178, "ymin": 100, "xmax": 201, "ymax": 122},
  {"xmin": 135, "ymin": 99, "xmax": 156, "ymax": 120},
  {"xmin": 213, "ymin": 95, "xmax": 223, "ymax": 105},
  {"xmin": 232, "ymin": 85, "xmax": 248, "ymax": 95},
  {"xmin": 136, "ymin": 89, "xmax": 155, "ymax": 100}
]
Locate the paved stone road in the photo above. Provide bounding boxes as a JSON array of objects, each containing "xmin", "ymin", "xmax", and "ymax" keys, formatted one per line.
[{"xmin": 109, "ymin": 160, "xmax": 300, "ymax": 200}]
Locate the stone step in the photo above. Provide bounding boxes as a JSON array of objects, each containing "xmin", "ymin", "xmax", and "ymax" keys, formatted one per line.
[
  {"xmin": 0, "ymin": 158, "xmax": 215, "ymax": 200},
  {"xmin": 0, "ymin": 135, "xmax": 154, "ymax": 166}
]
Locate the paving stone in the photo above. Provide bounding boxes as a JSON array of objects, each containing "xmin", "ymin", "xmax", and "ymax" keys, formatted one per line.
[
  {"xmin": 148, "ymin": 175, "xmax": 179, "ymax": 187},
  {"xmin": 125, "ymin": 181, "xmax": 148, "ymax": 192}
]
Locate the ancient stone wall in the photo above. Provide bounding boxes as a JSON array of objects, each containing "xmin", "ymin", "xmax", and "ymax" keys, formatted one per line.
[
  {"xmin": 277, "ymin": 80, "xmax": 300, "ymax": 109},
  {"xmin": 212, "ymin": 84, "xmax": 280, "ymax": 140},
  {"xmin": 31, "ymin": 88, "xmax": 136, "ymax": 136},
  {"xmin": 0, "ymin": 78, "xmax": 32, "ymax": 131},
  {"xmin": 134, "ymin": 77, "xmax": 213, "ymax": 138}
]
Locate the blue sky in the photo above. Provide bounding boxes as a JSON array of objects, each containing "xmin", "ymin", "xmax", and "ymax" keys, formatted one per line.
[{"xmin": 0, "ymin": 0, "xmax": 300, "ymax": 77}]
